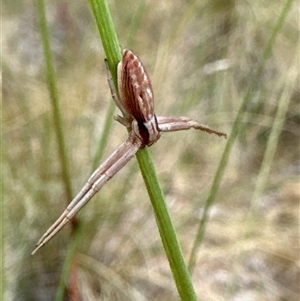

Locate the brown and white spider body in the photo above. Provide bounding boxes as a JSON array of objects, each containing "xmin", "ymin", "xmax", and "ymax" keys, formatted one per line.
[
  {"xmin": 117, "ymin": 49, "xmax": 160, "ymax": 146},
  {"xmin": 31, "ymin": 49, "xmax": 226, "ymax": 255}
]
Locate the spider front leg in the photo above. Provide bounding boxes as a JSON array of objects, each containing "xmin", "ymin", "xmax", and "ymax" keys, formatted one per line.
[
  {"xmin": 105, "ymin": 59, "xmax": 132, "ymax": 129},
  {"xmin": 31, "ymin": 133, "xmax": 142, "ymax": 255},
  {"xmin": 157, "ymin": 116, "xmax": 227, "ymax": 138}
]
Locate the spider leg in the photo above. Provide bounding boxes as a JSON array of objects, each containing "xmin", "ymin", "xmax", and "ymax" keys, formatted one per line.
[
  {"xmin": 105, "ymin": 59, "xmax": 131, "ymax": 124},
  {"xmin": 157, "ymin": 116, "xmax": 227, "ymax": 138},
  {"xmin": 31, "ymin": 133, "xmax": 142, "ymax": 255}
]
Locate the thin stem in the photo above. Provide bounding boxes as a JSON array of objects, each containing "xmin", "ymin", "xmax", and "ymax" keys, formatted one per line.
[
  {"xmin": 36, "ymin": 0, "xmax": 73, "ymax": 203},
  {"xmin": 92, "ymin": 101, "xmax": 116, "ymax": 170},
  {"xmin": 223, "ymin": 48, "xmax": 298, "ymax": 300},
  {"xmin": 88, "ymin": 0, "xmax": 121, "ymax": 82},
  {"xmin": 54, "ymin": 0, "xmax": 124, "ymax": 297},
  {"xmin": 89, "ymin": 0, "xmax": 197, "ymax": 299},
  {"xmin": 188, "ymin": 0, "xmax": 295, "ymax": 273},
  {"xmin": 36, "ymin": 1, "xmax": 77, "ymax": 299},
  {"xmin": 250, "ymin": 52, "xmax": 298, "ymax": 213},
  {"xmin": 55, "ymin": 221, "xmax": 83, "ymax": 301},
  {"xmin": 136, "ymin": 149, "xmax": 197, "ymax": 300}
]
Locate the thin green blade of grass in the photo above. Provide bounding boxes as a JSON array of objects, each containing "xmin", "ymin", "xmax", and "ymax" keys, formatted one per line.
[
  {"xmin": 92, "ymin": 101, "xmax": 116, "ymax": 170},
  {"xmin": 55, "ymin": 0, "xmax": 124, "ymax": 296},
  {"xmin": 53, "ymin": 0, "xmax": 123, "ymax": 298},
  {"xmin": 88, "ymin": 0, "xmax": 198, "ymax": 299},
  {"xmin": 250, "ymin": 51, "xmax": 298, "ymax": 213},
  {"xmin": 224, "ymin": 48, "xmax": 298, "ymax": 300},
  {"xmin": 125, "ymin": 0, "xmax": 147, "ymax": 47},
  {"xmin": 36, "ymin": 0, "xmax": 73, "ymax": 203},
  {"xmin": 135, "ymin": 149, "xmax": 198, "ymax": 300},
  {"xmin": 55, "ymin": 220, "xmax": 83, "ymax": 301},
  {"xmin": 188, "ymin": 0, "xmax": 295, "ymax": 274},
  {"xmin": 36, "ymin": 1, "xmax": 80, "ymax": 299},
  {"xmin": 88, "ymin": 0, "xmax": 121, "ymax": 81}
]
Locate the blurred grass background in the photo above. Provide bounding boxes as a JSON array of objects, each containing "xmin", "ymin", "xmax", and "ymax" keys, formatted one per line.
[{"xmin": 3, "ymin": 0, "xmax": 299, "ymax": 300}]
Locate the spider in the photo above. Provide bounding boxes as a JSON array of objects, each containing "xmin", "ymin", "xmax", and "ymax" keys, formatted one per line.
[{"xmin": 31, "ymin": 49, "xmax": 226, "ymax": 255}]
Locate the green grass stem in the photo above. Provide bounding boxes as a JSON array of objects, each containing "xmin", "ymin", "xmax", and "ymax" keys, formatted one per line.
[
  {"xmin": 224, "ymin": 46, "xmax": 298, "ymax": 300},
  {"xmin": 36, "ymin": 0, "xmax": 73, "ymax": 203},
  {"xmin": 92, "ymin": 101, "xmax": 116, "ymax": 170},
  {"xmin": 89, "ymin": 0, "xmax": 197, "ymax": 299},
  {"xmin": 250, "ymin": 50, "xmax": 298, "ymax": 212},
  {"xmin": 188, "ymin": 0, "xmax": 295, "ymax": 274},
  {"xmin": 36, "ymin": 1, "xmax": 79, "ymax": 298}
]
